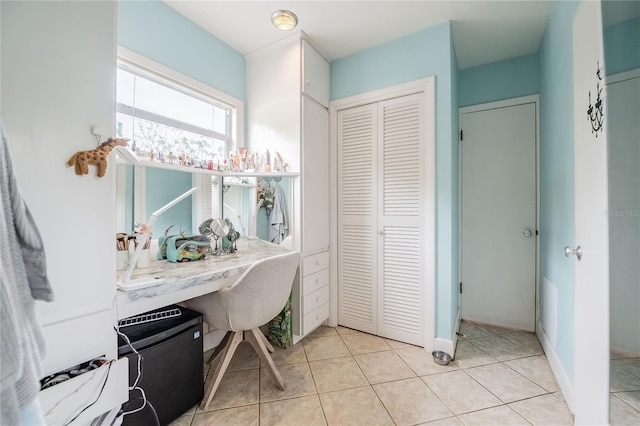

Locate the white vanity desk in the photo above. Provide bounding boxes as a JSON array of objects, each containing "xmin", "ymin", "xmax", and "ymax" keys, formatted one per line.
[{"xmin": 115, "ymin": 238, "xmax": 292, "ymax": 320}]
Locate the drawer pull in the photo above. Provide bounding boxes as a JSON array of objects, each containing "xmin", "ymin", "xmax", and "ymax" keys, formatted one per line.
[{"xmin": 315, "ymin": 260, "xmax": 319, "ymax": 266}]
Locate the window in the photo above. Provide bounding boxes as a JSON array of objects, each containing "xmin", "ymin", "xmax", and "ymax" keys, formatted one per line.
[
  {"xmin": 115, "ymin": 48, "xmax": 243, "ymax": 236},
  {"xmin": 116, "ymin": 65, "xmax": 235, "ymax": 165}
]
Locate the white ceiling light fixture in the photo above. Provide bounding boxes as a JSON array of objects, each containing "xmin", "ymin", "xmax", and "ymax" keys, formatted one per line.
[{"xmin": 271, "ymin": 10, "xmax": 298, "ymax": 31}]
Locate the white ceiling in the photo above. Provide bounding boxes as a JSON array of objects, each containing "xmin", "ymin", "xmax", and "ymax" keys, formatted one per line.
[{"xmin": 164, "ymin": 1, "xmax": 554, "ymax": 70}]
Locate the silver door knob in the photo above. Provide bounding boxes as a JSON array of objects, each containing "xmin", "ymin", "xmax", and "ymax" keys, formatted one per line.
[
  {"xmin": 523, "ymin": 229, "xmax": 533, "ymax": 237},
  {"xmin": 564, "ymin": 245, "xmax": 583, "ymax": 261},
  {"xmin": 378, "ymin": 230, "xmax": 385, "ymax": 236}
]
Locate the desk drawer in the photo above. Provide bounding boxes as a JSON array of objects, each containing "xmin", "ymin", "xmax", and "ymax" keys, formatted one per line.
[
  {"xmin": 302, "ymin": 251, "xmax": 329, "ymax": 276},
  {"xmin": 302, "ymin": 268, "xmax": 329, "ymax": 296},
  {"xmin": 303, "ymin": 302, "xmax": 329, "ymax": 336},
  {"xmin": 303, "ymin": 285, "xmax": 329, "ymax": 314},
  {"xmin": 40, "ymin": 357, "xmax": 128, "ymax": 425}
]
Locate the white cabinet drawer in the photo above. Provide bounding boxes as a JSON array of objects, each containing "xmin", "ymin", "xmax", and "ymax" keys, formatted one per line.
[
  {"xmin": 303, "ymin": 285, "xmax": 329, "ymax": 314},
  {"xmin": 302, "ymin": 268, "xmax": 329, "ymax": 296},
  {"xmin": 303, "ymin": 302, "xmax": 330, "ymax": 336},
  {"xmin": 40, "ymin": 357, "xmax": 128, "ymax": 425},
  {"xmin": 302, "ymin": 251, "xmax": 329, "ymax": 276}
]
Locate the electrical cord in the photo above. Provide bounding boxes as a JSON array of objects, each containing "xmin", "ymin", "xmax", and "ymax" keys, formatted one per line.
[
  {"xmin": 114, "ymin": 326, "xmax": 159, "ymax": 425},
  {"xmin": 63, "ymin": 361, "xmax": 113, "ymax": 425},
  {"xmin": 113, "ymin": 326, "xmax": 148, "ymax": 416},
  {"xmin": 114, "ymin": 327, "xmax": 142, "ymax": 389},
  {"xmin": 122, "ymin": 394, "xmax": 160, "ymax": 426}
]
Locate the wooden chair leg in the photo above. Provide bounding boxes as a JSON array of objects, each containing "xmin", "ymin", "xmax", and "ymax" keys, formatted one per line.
[
  {"xmin": 207, "ymin": 331, "xmax": 232, "ymax": 364},
  {"xmin": 200, "ymin": 331, "xmax": 242, "ymax": 410},
  {"xmin": 259, "ymin": 331, "xmax": 275, "ymax": 353},
  {"xmin": 247, "ymin": 328, "xmax": 284, "ymax": 391}
]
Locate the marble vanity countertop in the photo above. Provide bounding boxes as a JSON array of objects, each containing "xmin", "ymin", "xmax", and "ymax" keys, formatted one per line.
[{"xmin": 115, "ymin": 238, "xmax": 293, "ymax": 320}]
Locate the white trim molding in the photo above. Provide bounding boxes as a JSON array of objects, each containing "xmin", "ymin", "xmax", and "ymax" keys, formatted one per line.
[
  {"xmin": 117, "ymin": 46, "xmax": 244, "ymax": 149},
  {"xmin": 434, "ymin": 307, "xmax": 462, "ymax": 356},
  {"xmin": 329, "ymin": 77, "xmax": 436, "ymax": 351},
  {"xmin": 538, "ymin": 320, "xmax": 575, "ymax": 414},
  {"xmin": 458, "ymin": 94, "xmax": 541, "ymax": 335}
]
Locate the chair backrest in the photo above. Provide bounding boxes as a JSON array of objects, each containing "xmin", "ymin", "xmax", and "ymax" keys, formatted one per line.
[{"xmin": 208, "ymin": 251, "xmax": 299, "ymax": 331}]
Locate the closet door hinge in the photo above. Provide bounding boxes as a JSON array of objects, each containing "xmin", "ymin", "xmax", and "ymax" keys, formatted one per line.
[
  {"xmin": 460, "ymin": 130, "xmax": 463, "ymax": 141},
  {"xmin": 459, "ymin": 282, "xmax": 463, "ymax": 294}
]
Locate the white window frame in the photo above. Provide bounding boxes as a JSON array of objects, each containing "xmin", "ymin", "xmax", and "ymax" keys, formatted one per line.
[{"xmin": 116, "ymin": 46, "xmax": 243, "ymax": 233}]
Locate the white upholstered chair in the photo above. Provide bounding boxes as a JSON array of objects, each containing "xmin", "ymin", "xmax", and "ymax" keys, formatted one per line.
[{"xmin": 185, "ymin": 251, "xmax": 299, "ymax": 410}]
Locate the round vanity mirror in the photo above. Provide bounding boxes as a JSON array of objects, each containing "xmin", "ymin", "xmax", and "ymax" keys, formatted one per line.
[{"xmin": 212, "ymin": 218, "xmax": 230, "ymax": 238}]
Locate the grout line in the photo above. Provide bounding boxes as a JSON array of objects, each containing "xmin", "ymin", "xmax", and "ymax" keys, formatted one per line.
[{"xmin": 187, "ymin": 325, "xmax": 582, "ymax": 426}]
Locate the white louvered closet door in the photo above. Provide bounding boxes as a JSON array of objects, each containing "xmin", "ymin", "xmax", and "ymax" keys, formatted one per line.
[
  {"xmin": 377, "ymin": 94, "xmax": 424, "ymax": 345},
  {"xmin": 338, "ymin": 93, "xmax": 425, "ymax": 345},
  {"xmin": 337, "ymin": 103, "xmax": 378, "ymax": 334}
]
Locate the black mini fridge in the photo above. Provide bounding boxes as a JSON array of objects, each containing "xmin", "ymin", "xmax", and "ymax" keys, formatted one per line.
[{"xmin": 118, "ymin": 305, "xmax": 203, "ymax": 426}]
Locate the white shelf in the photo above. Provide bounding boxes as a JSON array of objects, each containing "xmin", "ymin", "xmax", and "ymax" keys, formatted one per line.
[
  {"xmin": 224, "ymin": 171, "xmax": 299, "ymax": 178},
  {"xmin": 115, "ymin": 147, "xmax": 299, "ymax": 178}
]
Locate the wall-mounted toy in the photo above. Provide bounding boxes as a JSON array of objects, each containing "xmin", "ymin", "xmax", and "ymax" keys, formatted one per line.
[{"xmin": 67, "ymin": 138, "xmax": 129, "ymax": 177}]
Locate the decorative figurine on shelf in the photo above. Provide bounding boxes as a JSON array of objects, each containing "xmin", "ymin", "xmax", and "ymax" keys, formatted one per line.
[
  {"xmin": 66, "ymin": 137, "xmax": 129, "ymax": 177},
  {"xmin": 178, "ymin": 153, "xmax": 192, "ymax": 166},
  {"xmin": 274, "ymin": 151, "xmax": 289, "ymax": 172}
]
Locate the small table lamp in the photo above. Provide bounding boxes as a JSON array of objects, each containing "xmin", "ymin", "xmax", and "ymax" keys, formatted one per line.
[{"xmin": 117, "ymin": 187, "xmax": 197, "ymax": 291}]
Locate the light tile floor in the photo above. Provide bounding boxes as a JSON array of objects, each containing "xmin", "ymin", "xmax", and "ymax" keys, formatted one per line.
[
  {"xmin": 169, "ymin": 321, "xmax": 640, "ymax": 425},
  {"xmin": 610, "ymin": 350, "xmax": 640, "ymax": 425}
]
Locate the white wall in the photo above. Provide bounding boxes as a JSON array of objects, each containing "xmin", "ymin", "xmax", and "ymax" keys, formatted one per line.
[{"xmin": 1, "ymin": 0, "xmax": 118, "ymax": 374}]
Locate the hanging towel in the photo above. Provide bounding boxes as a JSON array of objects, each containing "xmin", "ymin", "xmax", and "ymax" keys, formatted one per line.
[
  {"xmin": 268, "ymin": 182, "xmax": 289, "ymax": 244},
  {"xmin": 0, "ymin": 121, "xmax": 54, "ymax": 425}
]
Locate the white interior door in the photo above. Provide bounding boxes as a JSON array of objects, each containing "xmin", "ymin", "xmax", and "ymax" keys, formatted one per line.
[
  {"xmin": 572, "ymin": 1, "xmax": 610, "ymax": 423},
  {"xmin": 461, "ymin": 100, "xmax": 537, "ymax": 331}
]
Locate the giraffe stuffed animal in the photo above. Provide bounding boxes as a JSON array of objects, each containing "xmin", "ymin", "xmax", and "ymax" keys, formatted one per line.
[{"xmin": 67, "ymin": 138, "xmax": 129, "ymax": 177}]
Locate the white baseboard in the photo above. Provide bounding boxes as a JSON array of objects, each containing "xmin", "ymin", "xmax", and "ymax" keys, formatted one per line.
[
  {"xmin": 537, "ymin": 320, "xmax": 575, "ymax": 414},
  {"xmin": 434, "ymin": 337, "xmax": 454, "ymax": 356},
  {"xmin": 433, "ymin": 309, "xmax": 462, "ymax": 357}
]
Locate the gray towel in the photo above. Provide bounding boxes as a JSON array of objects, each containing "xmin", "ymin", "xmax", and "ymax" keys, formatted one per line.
[
  {"xmin": 1, "ymin": 122, "xmax": 54, "ymax": 425},
  {"xmin": 268, "ymin": 182, "xmax": 289, "ymax": 244}
]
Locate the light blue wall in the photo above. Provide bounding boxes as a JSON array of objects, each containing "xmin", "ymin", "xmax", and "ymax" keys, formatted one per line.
[
  {"xmin": 604, "ymin": 16, "xmax": 640, "ymax": 76},
  {"xmin": 117, "ymin": 0, "xmax": 246, "ymax": 100},
  {"xmin": 538, "ymin": 0, "xmax": 580, "ymax": 383},
  {"xmin": 331, "ymin": 22, "xmax": 451, "ymax": 101},
  {"xmin": 117, "ymin": 0, "xmax": 247, "ymax": 233},
  {"xmin": 458, "ymin": 54, "xmax": 539, "ymax": 107},
  {"xmin": 331, "ymin": 21, "xmax": 459, "ymax": 342}
]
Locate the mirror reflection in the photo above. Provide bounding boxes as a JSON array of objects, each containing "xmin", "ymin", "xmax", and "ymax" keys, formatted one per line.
[
  {"xmin": 222, "ymin": 176, "xmax": 291, "ymax": 244},
  {"xmin": 116, "ymin": 167, "xmax": 293, "ymax": 252},
  {"xmin": 116, "ymin": 164, "xmax": 203, "ymax": 238},
  {"xmin": 602, "ymin": 0, "xmax": 640, "ymax": 422}
]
